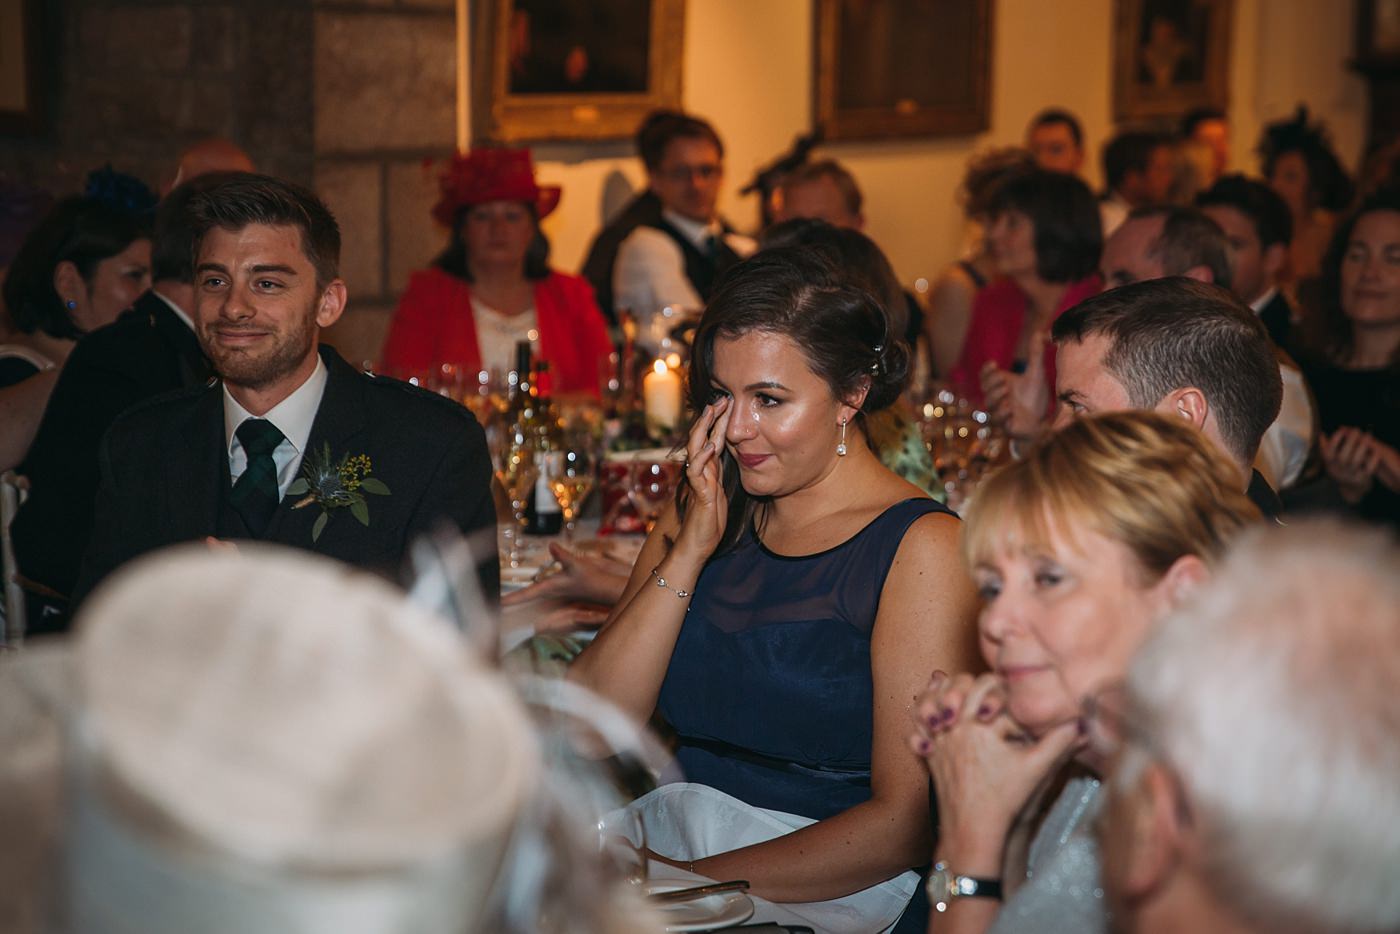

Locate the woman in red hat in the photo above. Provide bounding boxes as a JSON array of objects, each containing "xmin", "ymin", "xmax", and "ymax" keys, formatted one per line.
[{"xmin": 379, "ymin": 147, "xmax": 612, "ymax": 395}]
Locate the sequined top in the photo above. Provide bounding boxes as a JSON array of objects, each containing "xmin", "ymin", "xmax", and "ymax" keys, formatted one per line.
[{"xmin": 988, "ymin": 776, "xmax": 1108, "ymax": 934}]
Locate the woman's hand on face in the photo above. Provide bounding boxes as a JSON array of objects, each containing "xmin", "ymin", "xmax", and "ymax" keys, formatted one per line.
[
  {"xmin": 910, "ymin": 672, "xmax": 1083, "ymax": 866},
  {"xmin": 1321, "ymin": 427, "xmax": 1382, "ymax": 503},
  {"xmin": 674, "ymin": 397, "xmax": 731, "ymax": 562}
]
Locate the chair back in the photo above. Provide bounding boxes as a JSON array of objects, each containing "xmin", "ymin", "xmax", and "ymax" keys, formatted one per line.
[{"xmin": 1, "ymin": 471, "xmax": 29, "ymax": 647}]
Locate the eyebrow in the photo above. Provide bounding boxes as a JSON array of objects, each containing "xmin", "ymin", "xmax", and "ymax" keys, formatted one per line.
[
  {"xmin": 1057, "ymin": 389, "xmax": 1083, "ymax": 404},
  {"xmin": 709, "ymin": 378, "xmax": 791, "ymax": 393},
  {"xmin": 250, "ymin": 264, "xmax": 299, "ymax": 276}
]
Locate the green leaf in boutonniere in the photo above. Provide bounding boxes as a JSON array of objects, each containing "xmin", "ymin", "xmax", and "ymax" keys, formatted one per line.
[{"xmin": 290, "ymin": 442, "xmax": 392, "ymax": 541}]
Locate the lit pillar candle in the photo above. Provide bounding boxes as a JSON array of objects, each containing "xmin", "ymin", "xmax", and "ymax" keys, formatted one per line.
[{"xmin": 643, "ymin": 358, "xmax": 683, "ymax": 433}]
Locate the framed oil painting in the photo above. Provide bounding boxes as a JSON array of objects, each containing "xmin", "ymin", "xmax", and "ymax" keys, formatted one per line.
[
  {"xmin": 472, "ymin": 0, "xmax": 685, "ymax": 143},
  {"xmin": 814, "ymin": 0, "xmax": 993, "ymax": 141},
  {"xmin": 0, "ymin": 0, "xmax": 43, "ymax": 134},
  {"xmin": 1114, "ymin": 0, "xmax": 1232, "ymax": 121}
]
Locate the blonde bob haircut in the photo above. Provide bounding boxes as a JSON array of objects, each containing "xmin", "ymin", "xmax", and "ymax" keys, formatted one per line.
[{"xmin": 964, "ymin": 411, "xmax": 1259, "ymax": 583}]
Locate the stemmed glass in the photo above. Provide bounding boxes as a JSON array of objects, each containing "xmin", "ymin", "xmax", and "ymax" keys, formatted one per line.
[
  {"xmin": 628, "ymin": 462, "xmax": 678, "ymax": 533},
  {"xmin": 546, "ymin": 442, "xmax": 596, "ymax": 544},
  {"xmin": 492, "ymin": 430, "xmax": 538, "ymax": 568}
]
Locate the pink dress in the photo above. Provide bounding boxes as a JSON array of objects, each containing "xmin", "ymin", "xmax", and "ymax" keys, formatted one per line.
[{"xmin": 947, "ymin": 276, "xmax": 1101, "ymax": 408}]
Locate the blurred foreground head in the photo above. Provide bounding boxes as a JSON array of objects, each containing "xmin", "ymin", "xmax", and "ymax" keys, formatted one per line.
[
  {"xmin": 1100, "ymin": 519, "xmax": 1400, "ymax": 934},
  {"xmin": 0, "ymin": 544, "xmax": 657, "ymax": 934}
]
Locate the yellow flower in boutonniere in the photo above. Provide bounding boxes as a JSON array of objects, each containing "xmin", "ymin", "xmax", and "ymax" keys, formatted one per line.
[{"xmin": 288, "ymin": 442, "xmax": 391, "ymax": 541}]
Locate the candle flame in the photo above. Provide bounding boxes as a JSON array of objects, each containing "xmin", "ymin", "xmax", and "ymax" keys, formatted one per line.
[
  {"xmin": 653, "ymin": 359, "xmax": 668, "ymax": 375},
  {"xmin": 665, "ymin": 353, "xmax": 681, "ymax": 369}
]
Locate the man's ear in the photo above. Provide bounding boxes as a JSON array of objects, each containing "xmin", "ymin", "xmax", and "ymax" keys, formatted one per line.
[
  {"xmin": 315, "ymin": 279, "xmax": 347, "ymax": 329},
  {"xmin": 1120, "ymin": 761, "xmax": 1188, "ymax": 903},
  {"xmin": 1159, "ymin": 387, "xmax": 1208, "ymax": 432},
  {"xmin": 1261, "ymin": 242, "xmax": 1288, "ymax": 283},
  {"xmin": 1154, "ymin": 553, "xmax": 1208, "ymax": 611}
]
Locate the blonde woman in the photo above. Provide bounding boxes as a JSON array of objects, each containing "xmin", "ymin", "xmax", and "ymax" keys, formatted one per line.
[{"xmin": 909, "ymin": 411, "xmax": 1259, "ymax": 934}]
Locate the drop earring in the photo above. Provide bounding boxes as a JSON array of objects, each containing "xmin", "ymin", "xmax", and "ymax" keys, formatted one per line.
[{"xmin": 836, "ymin": 418, "xmax": 848, "ymax": 456}]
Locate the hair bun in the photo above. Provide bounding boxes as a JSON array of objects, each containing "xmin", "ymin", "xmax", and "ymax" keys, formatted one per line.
[{"xmin": 862, "ymin": 337, "xmax": 910, "ymax": 412}]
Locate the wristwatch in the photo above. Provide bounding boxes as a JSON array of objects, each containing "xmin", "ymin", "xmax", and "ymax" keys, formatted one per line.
[{"xmin": 926, "ymin": 861, "xmax": 1003, "ymax": 912}]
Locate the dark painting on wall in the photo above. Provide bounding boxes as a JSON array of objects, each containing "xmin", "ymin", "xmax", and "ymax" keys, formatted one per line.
[
  {"xmin": 816, "ymin": 0, "xmax": 992, "ymax": 140},
  {"xmin": 0, "ymin": 0, "xmax": 43, "ymax": 134},
  {"xmin": 474, "ymin": 0, "xmax": 684, "ymax": 142},
  {"xmin": 507, "ymin": 0, "xmax": 651, "ymax": 95},
  {"xmin": 1114, "ymin": 0, "xmax": 1232, "ymax": 121}
]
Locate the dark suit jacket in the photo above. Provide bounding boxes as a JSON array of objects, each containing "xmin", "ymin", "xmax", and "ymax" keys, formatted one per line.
[
  {"xmin": 75, "ymin": 345, "xmax": 498, "ymax": 610},
  {"xmin": 1257, "ymin": 290, "xmax": 1295, "ymax": 354},
  {"xmin": 13, "ymin": 290, "xmax": 211, "ymax": 598}
]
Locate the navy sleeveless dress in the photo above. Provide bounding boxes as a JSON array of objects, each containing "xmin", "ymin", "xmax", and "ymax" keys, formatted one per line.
[{"xmin": 656, "ymin": 497, "xmax": 953, "ymax": 821}]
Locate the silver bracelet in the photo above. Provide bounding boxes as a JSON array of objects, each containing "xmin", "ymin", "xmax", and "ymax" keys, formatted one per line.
[{"xmin": 650, "ymin": 566, "xmax": 692, "ymax": 599}]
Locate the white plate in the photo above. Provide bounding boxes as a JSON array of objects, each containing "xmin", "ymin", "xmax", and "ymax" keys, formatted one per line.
[{"xmin": 645, "ymin": 881, "xmax": 755, "ymax": 932}]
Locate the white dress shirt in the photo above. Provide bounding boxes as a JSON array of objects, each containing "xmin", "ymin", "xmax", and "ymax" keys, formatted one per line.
[
  {"xmin": 223, "ymin": 356, "xmax": 328, "ymax": 499},
  {"xmin": 613, "ymin": 208, "xmax": 756, "ymax": 344}
]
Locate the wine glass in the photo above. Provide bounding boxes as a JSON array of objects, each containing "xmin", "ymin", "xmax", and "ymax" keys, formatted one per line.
[
  {"xmin": 628, "ymin": 461, "xmax": 677, "ymax": 533},
  {"xmin": 597, "ymin": 805, "xmax": 648, "ymax": 887},
  {"xmin": 493, "ymin": 438, "xmax": 538, "ymax": 568},
  {"xmin": 547, "ymin": 444, "xmax": 596, "ymax": 544}
]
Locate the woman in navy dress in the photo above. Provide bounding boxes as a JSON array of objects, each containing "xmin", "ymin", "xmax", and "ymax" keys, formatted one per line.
[{"xmin": 572, "ymin": 249, "xmax": 979, "ymax": 908}]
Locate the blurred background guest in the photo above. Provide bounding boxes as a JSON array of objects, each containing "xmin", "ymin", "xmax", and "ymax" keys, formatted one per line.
[
  {"xmin": 572, "ymin": 249, "xmax": 978, "ymax": 927},
  {"xmin": 910, "ymin": 411, "xmax": 1258, "ymax": 934},
  {"xmin": 0, "ymin": 169, "xmax": 154, "ymax": 469},
  {"xmin": 1098, "ymin": 518, "xmax": 1400, "ymax": 934},
  {"xmin": 611, "ymin": 112, "xmax": 756, "ymax": 343},
  {"xmin": 162, "ymin": 136, "xmax": 254, "ymax": 195},
  {"xmin": 10, "ymin": 174, "xmax": 222, "ymax": 634},
  {"xmin": 771, "ymin": 159, "xmax": 927, "ymax": 364},
  {"xmin": 1258, "ymin": 106, "xmax": 1356, "ymax": 288},
  {"xmin": 1098, "ymin": 205, "xmax": 1231, "ymax": 290},
  {"xmin": 1196, "ymin": 173, "xmax": 1297, "ymax": 350},
  {"xmin": 1024, "ymin": 108, "xmax": 1086, "ymax": 177},
  {"xmin": 1301, "ymin": 189, "xmax": 1400, "ymax": 527},
  {"xmin": 379, "ymin": 147, "xmax": 611, "ymax": 396},
  {"xmin": 1098, "ymin": 130, "xmax": 1175, "ymax": 235},
  {"xmin": 948, "ymin": 168, "xmax": 1101, "ymax": 413},
  {"xmin": 1180, "ymin": 106, "xmax": 1229, "ymax": 186},
  {"xmin": 925, "ymin": 148, "xmax": 1036, "ymax": 379},
  {"xmin": 579, "ymin": 109, "xmax": 673, "ymax": 323}
]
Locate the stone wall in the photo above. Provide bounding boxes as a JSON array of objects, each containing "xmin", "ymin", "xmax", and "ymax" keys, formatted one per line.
[
  {"xmin": 0, "ymin": 0, "xmax": 462, "ymax": 367},
  {"xmin": 0, "ymin": 0, "xmax": 313, "ymax": 194},
  {"xmin": 312, "ymin": 0, "xmax": 459, "ymax": 367}
]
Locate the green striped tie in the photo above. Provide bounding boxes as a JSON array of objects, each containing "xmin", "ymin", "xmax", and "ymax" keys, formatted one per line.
[{"xmin": 230, "ymin": 418, "xmax": 285, "ymax": 537}]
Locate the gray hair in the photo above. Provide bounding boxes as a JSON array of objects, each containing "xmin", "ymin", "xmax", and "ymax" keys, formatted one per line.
[{"xmin": 1125, "ymin": 519, "xmax": 1400, "ymax": 931}]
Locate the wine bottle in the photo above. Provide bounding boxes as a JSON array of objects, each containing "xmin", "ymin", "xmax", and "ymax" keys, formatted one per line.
[{"xmin": 522, "ymin": 360, "xmax": 564, "ymax": 535}]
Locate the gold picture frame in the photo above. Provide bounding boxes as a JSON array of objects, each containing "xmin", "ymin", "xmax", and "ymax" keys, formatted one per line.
[
  {"xmin": 1114, "ymin": 0, "xmax": 1232, "ymax": 121},
  {"xmin": 814, "ymin": 0, "xmax": 993, "ymax": 141},
  {"xmin": 472, "ymin": 0, "xmax": 685, "ymax": 144}
]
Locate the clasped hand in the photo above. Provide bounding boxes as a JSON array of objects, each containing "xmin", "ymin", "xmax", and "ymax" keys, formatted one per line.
[{"xmin": 908, "ymin": 671, "xmax": 1083, "ymax": 864}]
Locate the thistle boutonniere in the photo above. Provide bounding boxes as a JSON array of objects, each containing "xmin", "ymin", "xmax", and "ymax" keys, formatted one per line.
[{"xmin": 288, "ymin": 442, "xmax": 391, "ymax": 541}]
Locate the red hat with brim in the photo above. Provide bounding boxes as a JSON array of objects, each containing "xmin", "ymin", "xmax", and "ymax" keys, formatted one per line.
[{"xmin": 431, "ymin": 147, "xmax": 562, "ymax": 228}]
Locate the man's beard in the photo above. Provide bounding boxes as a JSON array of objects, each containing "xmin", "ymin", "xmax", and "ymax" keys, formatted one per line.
[{"xmin": 202, "ymin": 309, "xmax": 318, "ymax": 391}]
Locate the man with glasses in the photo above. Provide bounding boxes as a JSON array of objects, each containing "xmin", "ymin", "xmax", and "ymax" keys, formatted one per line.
[{"xmin": 612, "ymin": 112, "xmax": 755, "ymax": 344}]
